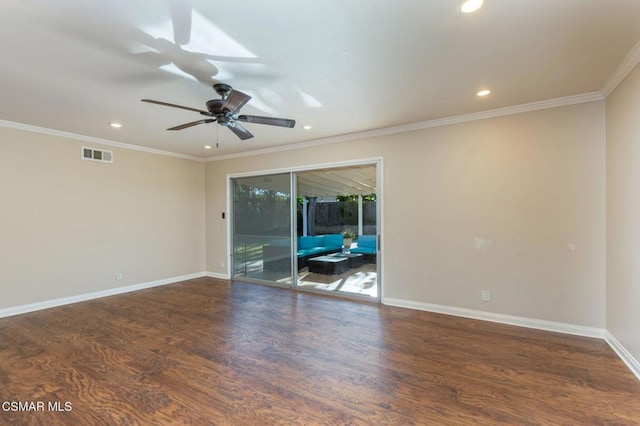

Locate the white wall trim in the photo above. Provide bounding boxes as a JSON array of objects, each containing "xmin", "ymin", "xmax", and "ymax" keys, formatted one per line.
[
  {"xmin": 604, "ymin": 331, "xmax": 640, "ymax": 381},
  {"xmin": 382, "ymin": 297, "xmax": 605, "ymax": 338},
  {"xmin": 205, "ymin": 92, "xmax": 604, "ymax": 162},
  {"xmin": 2, "ymin": 90, "xmax": 603, "ymax": 165},
  {"xmin": 384, "ymin": 298, "xmax": 640, "ymax": 381},
  {"xmin": 226, "ymin": 157, "xmax": 383, "ymax": 180},
  {"xmin": 0, "ymin": 272, "xmax": 207, "ymax": 319},
  {"xmin": 600, "ymin": 39, "xmax": 640, "ymax": 98},
  {"xmin": 376, "ymin": 158, "xmax": 384, "ymax": 304},
  {"xmin": 0, "ymin": 120, "xmax": 204, "ymax": 162},
  {"xmin": 226, "ymin": 173, "xmax": 233, "ymax": 280},
  {"xmin": 205, "ymin": 271, "xmax": 230, "ymax": 280}
]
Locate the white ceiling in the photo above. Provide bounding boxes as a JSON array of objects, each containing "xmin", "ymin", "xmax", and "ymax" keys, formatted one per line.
[{"xmin": 1, "ymin": 0, "xmax": 640, "ymax": 159}]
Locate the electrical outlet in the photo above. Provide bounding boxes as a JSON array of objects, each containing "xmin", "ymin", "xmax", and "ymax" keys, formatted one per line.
[
  {"xmin": 220, "ymin": 261, "xmax": 225, "ymax": 268},
  {"xmin": 482, "ymin": 289, "xmax": 490, "ymax": 302},
  {"xmin": 116, "ymin": 272, "xmax": 123, "ymax": 280}
]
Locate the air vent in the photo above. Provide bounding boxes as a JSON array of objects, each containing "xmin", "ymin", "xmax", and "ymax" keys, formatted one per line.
[{"xmin": 82, "ymin": 147, "xmax": 113, "ymax": 163}]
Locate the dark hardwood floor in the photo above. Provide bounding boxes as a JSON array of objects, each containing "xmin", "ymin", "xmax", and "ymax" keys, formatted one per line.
[{"xmin": 1, "ymin": 278, "xmax": 639, "ymax": 425}]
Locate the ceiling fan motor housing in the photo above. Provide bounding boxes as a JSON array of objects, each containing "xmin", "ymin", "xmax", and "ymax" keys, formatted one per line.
[
  {"xmin": 213, "ymin": 83, "xmax": 233, "ymax": 99},
  {"xmin": 205, "ymin": 99, "xmax": 225, "ymax": 114}
]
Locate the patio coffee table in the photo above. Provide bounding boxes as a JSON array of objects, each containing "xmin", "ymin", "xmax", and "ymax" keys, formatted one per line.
[{"xmin": 308, "ymin": 253, "xmax": 364, "ymax": 275}]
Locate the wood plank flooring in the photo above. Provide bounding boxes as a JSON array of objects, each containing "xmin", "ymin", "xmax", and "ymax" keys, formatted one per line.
[{"xmin": 1, "ymin": 277, "xmax": 639, "ymax": 425}]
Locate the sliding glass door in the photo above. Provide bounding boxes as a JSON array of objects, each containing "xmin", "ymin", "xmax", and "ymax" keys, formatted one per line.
[
  {"xmin": 230, "ymin": 162, "xmax": 380, "ymax": 301},
  {"xmin": 231, "ymin": 173, "xmax": 293, "ymax": 285},
  {"xmin": 294, "ymin": 165, "xmax": 378, "ymax": 298}
]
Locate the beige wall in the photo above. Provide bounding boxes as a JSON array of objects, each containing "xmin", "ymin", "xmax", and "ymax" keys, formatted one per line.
[
  {"xmin": 606, "ymin": 63, "xmax": 640, "ymax": 360},
  {"xmin": 206, "ymin": 102, "xmax": 606, "ymax": 327},
  {"xmin": 0, "ymin": 127, "xmax": 205, "ymax": 309},
  {"xmin": 0, "ymin": 100, "xmax": 609, "ymax": 330}
]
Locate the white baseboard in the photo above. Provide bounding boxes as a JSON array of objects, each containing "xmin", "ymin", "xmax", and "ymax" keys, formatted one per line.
[
  {"xmin": 604, "ymin": 331, "xmax": 640, "ymax": 381},
  {"xmin": 382, "ymin": 297, "xmax": 605, "ymax": 338},
  {"xmin": 205, "ymin": 271, "xmax": 230, "ymax": 280},
  {"xmin": 383, "ymin": 297, "xmax": 640, "ymax": 382},
  {"xmin": 0, "ymin": 272, "xmax": 207, "ymax": 319}
]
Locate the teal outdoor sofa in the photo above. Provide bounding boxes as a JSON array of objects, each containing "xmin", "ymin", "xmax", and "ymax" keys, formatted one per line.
[
  {"xmin": 263, "ymin": 234, "xmax": 377, "ymax": 271},
  {"xmin": 263, "ymin": 234, "xmax": 344, "ymax": 271},
  {"xmin": 350, "ymin": 234, "xmax": 377, "ymax": 262}
]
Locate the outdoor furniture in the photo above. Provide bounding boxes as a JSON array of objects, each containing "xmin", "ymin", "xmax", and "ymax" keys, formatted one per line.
[
  {"xmin": 308, "ymin": 255, "xmax": 349, "ymax": 275},
  {"xmin": 262, "ymin": 233, "xmax": 343, "ymax": 271},
  {"xmin": 307, "ymin": 253, "xmax": 364, "ymax": 275},
  {"xmin": 297, "ymin": 234, "xmax": 343, "ymax": 262},
  {"xmin": 350, "ymin": 235, "xmax": 377, "ymax": 263},
  {"xmin": 333, "ymin": 252, "xmax": 364, "ymax": 268}
]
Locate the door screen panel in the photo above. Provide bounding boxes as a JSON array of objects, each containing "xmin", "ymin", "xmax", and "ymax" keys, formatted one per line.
[{"xmin": 232, "ymin": 173, "xmax": 292, "ymax": 284}]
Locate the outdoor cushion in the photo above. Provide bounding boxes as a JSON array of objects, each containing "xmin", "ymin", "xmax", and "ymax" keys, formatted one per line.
[
  {"xmin": 298, "ymin": 236, "xmax": 315, "ymax": 249},
  {"xmin": 265, "ymin": 234, "xmax": 345, "ymax": 271},
  {"xmin": 351, "ymin": 235, "xmax": 377, "ymax": 254},
  {"xmin": 323, "ymin": 234, "xmax": 343, "ymax": 248},
  {"xmin": 300, "ymin": 247, "xmax": 327, "ymax": 257},
  {"xmin": 312, "ymin": 235, "xmax": 325, "ymax": 247},
  {"xmin": 356, "ymin": 235, "xmax": 376, "ymax": 248},
  {"xmin": 351, "ymin": 246, "xmax": 376, "ymax": 254},
  {"xmin": 271, "ymin": 234, "xmax": 344, "ymax": 260}
]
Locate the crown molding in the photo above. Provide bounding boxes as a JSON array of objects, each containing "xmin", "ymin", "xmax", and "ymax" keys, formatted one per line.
[
  {"xmin": 0, "ymin": 120, "xmax": 205, "ymax": 162},
  {"xmin": 600, "ymin": 39, "xmax": 640, "ymax": 98},
  {"xmin": 205, "ymin": 91, "xmax": 603, "ymax": 162},
  {"xmin": 2, "ymin": 90, "xmax": 604, "ymax": 164}
]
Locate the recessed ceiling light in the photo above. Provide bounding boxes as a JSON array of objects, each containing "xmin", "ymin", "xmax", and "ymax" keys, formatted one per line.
[
  {"xmin": 302, "ymin": 125, "xmax": 312, "ymax": 130},
  {"xmin": 204, "ymin": 145, "xmax": 212, "ymax": 149},
  {"xmin": 476, "ymin": 89, "xmax": 491, "ymax": 97},
  {"xmin": 109, "ymin": 122, "xmax": 122, "ymax": 128},
  {"xmin": 461, "ymin": 0, "xmax": 484, "ymax": 14}
]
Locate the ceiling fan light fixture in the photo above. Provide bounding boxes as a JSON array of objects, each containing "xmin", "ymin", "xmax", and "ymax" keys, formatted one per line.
[
  {"xmin": 461, "ymin": 0, "xmax": 484, "ymax": 14},
  {"xmin": 141, "ymin": 84, "xmax": 295, "ymax": 141}
]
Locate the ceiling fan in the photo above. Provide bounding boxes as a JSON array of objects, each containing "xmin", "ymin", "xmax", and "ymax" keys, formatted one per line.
[{"xmin": 142, "ymin": 83, "xmax": 295, "ymax": 140}]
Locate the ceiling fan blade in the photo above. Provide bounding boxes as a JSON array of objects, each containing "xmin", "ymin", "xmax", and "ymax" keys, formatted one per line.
[
  {"xmin": 169, "ymin": 0, "xmax": 192, "ymax": 45},
  {"xmin": 238, "ymin": 115, "xmax": 296, "ymax": 128},
  {"xmin": 223, "ymin": 90, "xmax": 251, "ymax": 114},
  {"xmin": 167, "ymin": 118, "xmax": 216, "ymax": 130},
  {"xmin": 227, "ymin": 122, "xmax": 254, "ymax": 140},
  {"xmin": 142, "ymin": 99, "xmax": 212, "ymax": 115}
]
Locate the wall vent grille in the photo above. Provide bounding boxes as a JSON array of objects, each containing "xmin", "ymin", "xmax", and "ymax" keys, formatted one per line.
[{"xmin": 82, "ymin": 147, "xmax": 113, "ymax": 163}]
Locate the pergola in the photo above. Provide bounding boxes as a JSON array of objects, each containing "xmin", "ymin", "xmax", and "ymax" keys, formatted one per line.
[
  {"xmin": 297, "ymin": 165, "xmax": 376, "ymax": 236},
  {"xmin": 237, "ymin": 164, "xmax": 376, "ymax": 236}
]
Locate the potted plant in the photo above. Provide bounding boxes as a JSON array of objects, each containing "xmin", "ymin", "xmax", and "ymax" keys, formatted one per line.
[{"xmin": 341, "ymin": 229, "xmax": 357, "ymax": 252}]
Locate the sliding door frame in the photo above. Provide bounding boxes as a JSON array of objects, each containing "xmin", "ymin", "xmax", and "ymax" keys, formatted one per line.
[
  {"xmin": 226, "ymin": 157, "xmax": 383, "ymax": 301},
  {"xmin": 227, "ymin": 172, "xmax": 294, "ymax": 288}
]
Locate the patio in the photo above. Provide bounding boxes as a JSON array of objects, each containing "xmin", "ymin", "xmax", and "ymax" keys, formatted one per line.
[{"xmin": 297, "ymin": 263, "xmax": 378, "ymax": 298}]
